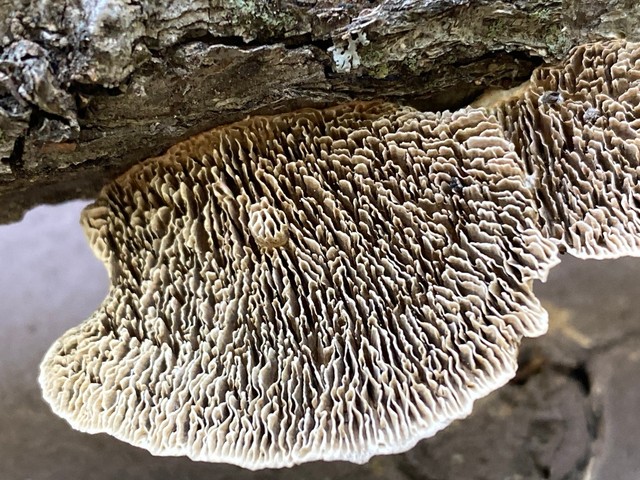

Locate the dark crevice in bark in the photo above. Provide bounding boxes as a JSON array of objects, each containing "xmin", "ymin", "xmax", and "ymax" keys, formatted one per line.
[{"xmin": 6, "ymin": 133, "xmax": 25, "ymax": 175}]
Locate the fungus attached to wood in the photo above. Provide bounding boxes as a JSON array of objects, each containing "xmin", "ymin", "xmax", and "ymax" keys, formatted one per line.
[
  {"xmin": 39, "ymin": 40, "xmax": 640, "ymax": 469},
  {"xmin": 498, "ymin": 40, "xmax": 640, "ymax": 259}
]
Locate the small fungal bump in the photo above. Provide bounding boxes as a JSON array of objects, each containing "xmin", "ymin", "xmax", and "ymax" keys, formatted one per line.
[{"xmin": 248, "ymin": 197, "xmax": 289, "ymax": 249}]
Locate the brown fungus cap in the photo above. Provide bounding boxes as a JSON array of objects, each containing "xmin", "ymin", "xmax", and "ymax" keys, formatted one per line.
[{"xmin": 39, "ymin": 40, "xmax": 640, "ymax": 469}]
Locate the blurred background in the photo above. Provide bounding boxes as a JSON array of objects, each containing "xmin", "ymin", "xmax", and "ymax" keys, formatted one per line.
[{"xmin": 1, "ymin": 201, "xmax": 639, "ymax": 480}]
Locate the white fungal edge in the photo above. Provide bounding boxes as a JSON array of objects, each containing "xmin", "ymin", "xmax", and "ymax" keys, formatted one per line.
[
  {"xmin": 38, "ymin": 318, "xmax": 535, "ymax": 470},
  {"xmin": 566, "ymin": 244, "xmax": 640, "ymax": 260}
]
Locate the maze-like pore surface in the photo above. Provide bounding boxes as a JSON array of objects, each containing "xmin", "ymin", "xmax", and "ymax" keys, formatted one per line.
[
  {"xmin": 499, "ymin": 40, "xmax": 640, "ymax": 259},
  {"xmin": 40, "ymin": 101, "xmax": 559, "ymax": 468}
]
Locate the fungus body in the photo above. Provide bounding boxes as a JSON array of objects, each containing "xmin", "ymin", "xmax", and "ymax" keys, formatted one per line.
[
  {"xmin": 40, "ymin": 40, "xmax": 640, "ymax": 469},
  {"xmin": 499, "ymin": 40, "xmax": 640, "ymax": 259}
]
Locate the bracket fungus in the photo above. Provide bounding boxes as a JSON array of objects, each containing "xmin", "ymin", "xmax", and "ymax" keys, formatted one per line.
[{"xmin": 40, "ymin": 40, "xmax": 640, "ymax": 469}]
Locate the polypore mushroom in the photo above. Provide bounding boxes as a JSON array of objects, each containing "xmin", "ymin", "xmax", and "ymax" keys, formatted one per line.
[
  {"xmin": 39, "ymin": 40, "xmax": 640, "ymax": 469},
  {"xmin": 498, "ymin": 40, "xmax": 640, "ymax": 259}
]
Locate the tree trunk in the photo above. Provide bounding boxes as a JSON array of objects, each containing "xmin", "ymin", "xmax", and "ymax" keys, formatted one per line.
[{"xmin": 0, "ymin": 0, "xmax": 638, "ymax": 223}]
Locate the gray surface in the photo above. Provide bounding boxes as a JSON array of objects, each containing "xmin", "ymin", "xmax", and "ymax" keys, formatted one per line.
[{"xmin": 0, "ymin": 201, "xmax": 639, "ymax": 479}]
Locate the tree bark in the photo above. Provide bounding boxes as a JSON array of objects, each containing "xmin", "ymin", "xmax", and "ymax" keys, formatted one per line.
[{"xmin": 0, "ymin": 0, "xmax": 638, "ymax": 223}]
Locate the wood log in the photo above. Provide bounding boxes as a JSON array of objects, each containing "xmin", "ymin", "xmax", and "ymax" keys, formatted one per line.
[{"xmin": 0, "ymin": 0, "xmax": 637, "ymax": 223}]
